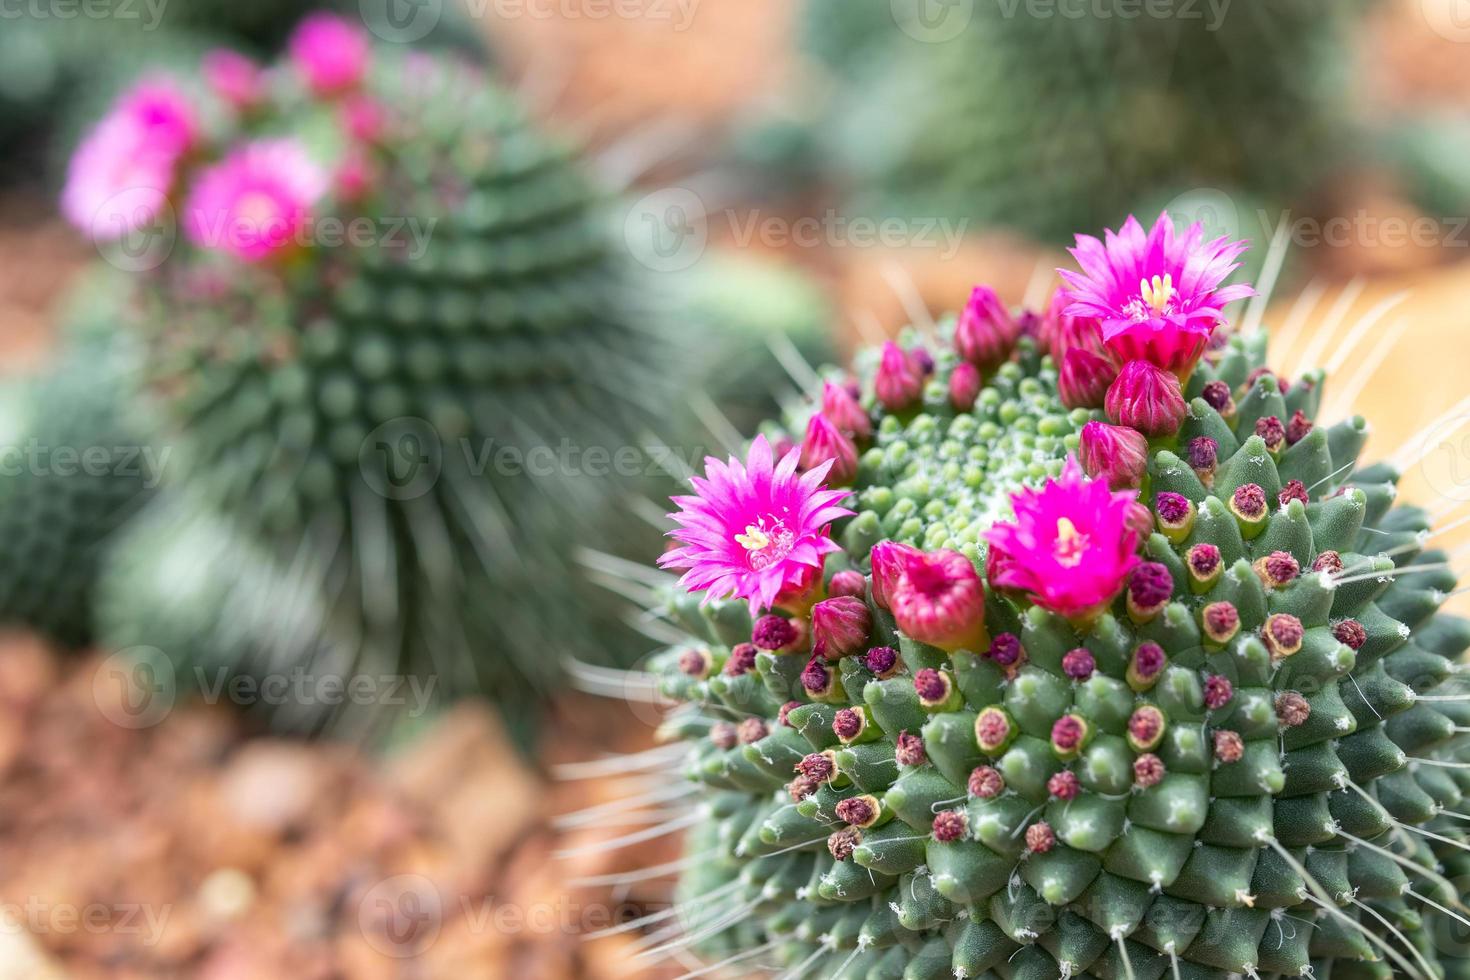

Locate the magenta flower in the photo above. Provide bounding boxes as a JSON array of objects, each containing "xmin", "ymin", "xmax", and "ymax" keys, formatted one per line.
[
  {"xmin": 888, "ymin": 549, "xmax": 988, "ymax": 652},
  {"xmin": 985, "ymin": 458, "xmax": 1143, "ymax": 620},
  {"xmin": 61, "ymin": 77, "xmax": 197, "ymax": 242},
  {"xmin": 289, "ymin": 12, "xmax": 370, "ymax": 95},
  {"xmin": 659, "ymin": 435, "xmax": 853, "ymax": 614},
  {"xmin": 954, "ymin": 286, "xmax": 1018, "ymax": 369},
  {"xmin": 1060, "ymin": 213, "xmax": 1254, "ymax": 376},
  {"xmin": 202, "ymin": 49, "xmax": 264, "ymax": 110},
  {"xmin": 183, "ymin": 140, "xmax": 328, "ymax": 262},
  {"xmin": 799, "ymin": 413, "xmax": 858, "ymax": 486}
]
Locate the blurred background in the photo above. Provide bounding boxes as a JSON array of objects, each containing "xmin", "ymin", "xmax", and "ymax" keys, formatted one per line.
[{"xmin": 3, "ymin": 0, "xmax": 1470, "ymax": 975}]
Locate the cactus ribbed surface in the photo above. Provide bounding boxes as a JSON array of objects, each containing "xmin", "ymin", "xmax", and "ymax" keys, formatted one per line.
[
  {"xmin": 620, "ymin": 220, "xmax": 1470, "ymax": 977},
  {"xmin": 0, "ymin": 351, "xmax": 156, "ymax": 647}
]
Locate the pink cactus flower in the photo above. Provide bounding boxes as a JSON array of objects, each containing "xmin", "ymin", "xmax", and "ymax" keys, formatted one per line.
[
  {"xmin": 202, "ymin": 49, "xmax": 264, "ymax": 109},
  {"xmin": 1060, "ymin": 213, "xmax": 1254, "ymax": 377},
  {"xmin": 660, "ymin": 435, "xmax": 853, "ymax": 614},
  {"xmin": 887, "ymin": 549, "xmax": 988, "ymax": 652},
  {"xmin": 954, "ymin": 286, "xmax": 1018, "ymax": 369},
  {"xmin": 183, "ymin": 139, "xmax": 328, "ymax": 262},
  {"xmin": 61, "ymin": 77, "xmax": 198, "ymax": 242},
  {"xmin": 821, "ymin": 380, "xmax": 870, "ymax": 440},
  {"xmin": 875, "ymin": 342, "xmax": 923, "ymax": 411},
  {"xmin": 289, "ymin": 12, "xmax": 370, "ymax": 95},
  {"xmin": 1077, "ymin": 421, "xmax": 1148, "ymax": 491},
  {"xmin": 985, "ymin": 458, "xmax": 1143, "ymax": 620},
  {"xmin": 799, "ymin": 413, "xmax": 859, "ymax": 486}
]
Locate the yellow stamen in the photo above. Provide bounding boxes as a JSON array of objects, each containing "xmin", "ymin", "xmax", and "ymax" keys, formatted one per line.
[
  {"xmin": 1139, "ymin": 273, "xmax": 1175, "ymax": 314},
  {"xmin": 1054, "ymin": 517, "xmax": 1088, "ymax": 567},
  {"xmin": 1056, "ymin": 517, "xmax": 1080, "ymax": 546},
  {"xmin": 735, "ymin": 524, "xmax": 771, "ymax": 552}
]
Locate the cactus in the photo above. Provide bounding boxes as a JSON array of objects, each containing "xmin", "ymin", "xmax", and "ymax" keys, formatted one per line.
[
  {"xmin": 596, "ymin": 213, "xmax": 1470, "ymax": 978},
  {"xmin": 68, "ymin": 19, "xmax": 693, "ymax": 739},
  {"xmin": 0, "ymin": 347, "xmax": 158, "ymax": 647},
  {"xmin": 806, "ymin": 0, "xmax": 1364, "ymax": 243}
]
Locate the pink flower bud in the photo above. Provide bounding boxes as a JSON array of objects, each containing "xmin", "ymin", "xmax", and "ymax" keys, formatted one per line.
[
  {"xmin": 810, "ymin": 596, "xmax": 871, "ymax": 661},
  {"xmin": 955, "ymin": 286, "xmax": 1018, "ymax": 369},
  {"xmin": 1078, "ymin": 421, "xmax": 1148, "ymax": 490},
  {"xmin": 289, "ymin": 13, "xmax": 370, "ymax": 95},
  {"xmin": 869, "ymin": 540, "xmax": 920, "ymax": 611},
  {"xmin": 828, "ymin": 570, "xmax": 866, "ymax": 599},
  {"xmin": 202, "ymin": 49, "xmax": 263, "ymax": 109},
  {"xmin": 1105, "ymin": 360, "xmax": 1187, "ymax": 437},
  {"xmin": 875, "ymin": 341, "xmax": 923, "ymax": 411},
  {"xmin": 821, "ymin": 380, "xmax": 871, "ymax": 439},
  {"xmin": 888, "ymin": 549, "xmax": 989, "ymax": 652},
  {"xmin": 949, "ymin": 362, "xmax": 982, "ymax": 413},
  {"xmin": 1058, "ymin": 347, "xmax": 1118, "ymax": 410},
  {"xmin": 800, "ymin": 414, "xmax": 858, "ymax": 485}
]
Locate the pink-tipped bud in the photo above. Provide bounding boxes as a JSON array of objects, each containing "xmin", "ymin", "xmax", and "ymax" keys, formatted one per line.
[
  {"xmin": 1333, "ymin": 619, "xmax": 1367, "ymax": 650},
  {"xmin": 1127, "ymin": 705, "xmax": 1167, "ymax": 752},
  {"xmin": 202, "ymin": 49, "xmax": 264, "ymax": 110},
  {"xmin": 895, "ymin": 730, "xmax": 927, "ymax": 767},
  {"xmin": 752, "ymin": 615, "xmax": 800, "ymax": 652},
  {"xmin": 889, "ymin": 549, "xmax": 988, "ymax": 652},
  {"xmin": 1253, "ymin": 550, "xmax": 1300, "ymax": 589},
  {"xmin": 1050, "ymin": 714, "xmax": 1090, "ymax": 759},
  {"xmin": 788, "ymin": 774, "xmax": 819, "ymax": 801},
  {"xmin": 1078, "ymin": 421, "xmax": 1149, "ymax": 490},
  {"xmin": 1047, "ymin": 770, "xmax": 1081, "ymax": 800},
  {"xmin": 1155, "ymin": 492, "xmax": 1195, "ymax": 540},
  {"xmin": 1187, "ymin": 437, "xmax": 1219, "ymax": 482},
  {"xmin": 800, "ymin": 414, "xmax": 859, "ymax": 486},
  {"xmin": 1025, "ymin": 821, "xmax": 1056, "ymax": 853},
  {"xmin": 949, "ymin": 362, "xmax": 982, "ymax": 413},
  {"xmin": 1229, "ymin": 483, "xmax": 1268, "ymax": 525},
  {"xmin": 1187, "ymin": 543, "xmax": 1223, "ymax": 588},
  {"xmin": 679, "ymin": 648, "xmax": 713, "ymax": 678},
  {"xmin": 954, "ymin": 286, "xmax": 1018, "ymax": 369},
  {"xmin": 1105, "ymin": 360, "xmax": 1187, "ymax": 437},
  {"xmin": 737, "ymin": 717, "xmax": 768, "ymax": 744},
  {"xmin": 828, "ymin": 570, "xmax": 867, "ymax": 599},
  {"xmin": 821, "ymin": 380, "xmax": 871, "ymax": 440},
  {"xmin": 1213, "ymin": 729, "xmax": 1244, "ymax": 763},
  {"xmin": 710, "ymin": 722, "xmax": 738, "ymax": 750},
  {"xmin": 1264, "ymin": 613, "xmax": 1305, "ymax": 659},
  {"xmin": 1124, "ymin": 500, "xmax": 1154, "ymax": 541},
  {"xmin": 832, "ymin": 707, "xmax": 867, "ymax": 742},
  {"xmin": 1061, "ymin": 648, "xmax": 1095, "ymax": 681},
  {"xmin": 1126, "ymin": 642, "xmax": 1167, "ymax": 692},
  {"xmin": 835, "ymin": 794, "xmax": 882, "ymax": 828},
  {"xmin": 1279, "ymin": 480, "xmax": 1309, "ymax": 509},
  {"xmin": 1287, "ymin": 410, "xmax": 1314, "ymax": 446},
  {"xmin": 1275, "ymin": 691, "xmax": 1311, "ymax": 728},
  {"xmin": 1255, "ymin": 415, "xmax": 1286, "ymax": 455},
  {"xmin": 1132, "ymin": 753, "xmax": 1165, "ymax": 788},
  {"xmin": 968, "ymin": 765, "xmax": 1005, "ymax": 798},
  {"xmin": 811, "ymin": 596, "xmax": 871, "ymax": 661},
  {"xmin": 869, "ymin": 540, "xmax": 920, "ymax": 611},
  {"xmin": 724, "ymin": 643, "xmax": 758, "ymax": 677},
  {"xmin": 1059, "ymin": 347, "xmax": 1118, "ymax": 410},
  {"xmin": 931, "ymin": 809, "xmax": 968, "ymax": 843},
  {"xmin": 778, "ymin": 701, "xmax": 801, "ymax": 727},
  {"xmin": 342, "ymin": 95, "xmax": 387, "ymax": 143},
  {"xmin": 1203, "ymin": 674, "xmax": 1233, "ymax": 710},
  {"xmin": 797, "ymin": 752, "xmax": 835, "ymax": 782},
  {"xmin": 1126, "ymin": 562, "xmax": 1174, "ymax": 621},
  {"xmin": 975, "ymin": 707, "xmax": 1017, "ymax": 755},
  {"xmin": 827, "ymin": 826, "xmax": 862, "ymax": 861},
  {"xmin": 875, "ymin": 341, "xmax": 923, "ymax": 412},
  {"xmin": 800, "ymin": 658, "xmax": 837, "ymax": 697},
  {"xmin": 863, "ymin": 645, "xmax": 901, "ymax": 678},
  {"xmin": 986, "ymin": 633, "xmax": 1024, "ymax": 668},
  {"xmin": 1312, "ymin": 550, "xmax": 1343, "ymax": 575},
  {"xmin": 1200, "ymin": 380, "xmax": 1235, "ymax": 417},
  {"xmin": 1202, "ymin": 601, "xmax": 1241, "ymax": 646}
]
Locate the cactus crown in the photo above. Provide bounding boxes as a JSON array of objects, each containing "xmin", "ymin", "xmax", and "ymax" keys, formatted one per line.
[{"xmin": 606, "ymin": 214, "xmax": 1470, "ymax": 978}]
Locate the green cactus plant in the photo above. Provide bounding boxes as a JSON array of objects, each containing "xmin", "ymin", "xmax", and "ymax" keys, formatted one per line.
[
  {"xmin": 72, "ymin": 33, "xmax": 697, "ymax": 740},
  {"xmin": 592, "ymin": 226, "xmax": 1470, "ymax": 977},
  {"xmin": 0, "ymin": 347, "xmax": 158, "ymax": 647},
  {"xmin": 804, "ymin": 0, "xmax": 1364, "ymax": 243}
]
